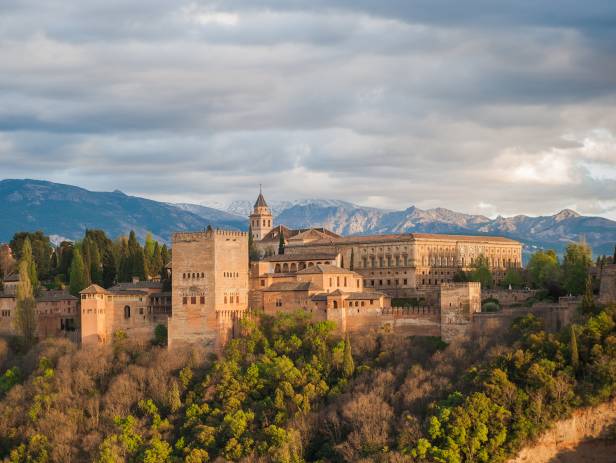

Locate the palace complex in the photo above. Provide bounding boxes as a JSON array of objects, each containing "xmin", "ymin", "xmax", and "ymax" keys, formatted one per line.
[{"xmin": 1, "ymin": 190, "xmax": 608, "ymax": 349}]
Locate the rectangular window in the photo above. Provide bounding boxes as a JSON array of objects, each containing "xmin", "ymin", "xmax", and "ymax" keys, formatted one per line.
[
  {"xmin": 403, "ymin": 279, "xmax": 408, "ymax": 285},
  {"xmin": 200, "ymin": 296, "xmax": 205, "ymax": 304},
  {"xmin": 191, "ymin": 296, "xmax": 197, "ymax": 304},
  {"xmin": 182, "ymin": 297, "xmax": 188, "ymax": 305}
]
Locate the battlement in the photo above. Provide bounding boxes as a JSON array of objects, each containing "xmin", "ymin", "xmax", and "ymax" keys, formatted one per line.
[
  {"xmin": 441, "ymin": 282, "xmax": 481, "ymax": 290},
  {"xmin": 172, "ymin": 229, "xmax": 247, "ymax": 243}
]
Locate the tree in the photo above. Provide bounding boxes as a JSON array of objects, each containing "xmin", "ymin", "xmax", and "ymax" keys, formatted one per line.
[
  {"xmin": 57, "ymin": 241, "xmax": 74, "ymax": 283},
  {"xmin": 278, "ymin": 232, "xmax": 285, "ymax": 255},
  {"xmin": 526, "ymin": 250, "xmax": 560, "ymax": 290},
  {"xmin": 469, "ymin": 254, "xmax": 493, "ymax": 289},
  {"xmin": 153, "ymin": 324, "xmax": 167, "ymax": 346},
  {"xmin": 20, "ymin": 238, "xmax": 39, "ymax": 293},
  {"xmin": 613, "ymin": 244, "xmax": 616, "ymax": 264},
  {"xmin": 562, "ymin": 241, "xmax": 593, "ymax": 295},
  {"xmin": 127, "ymin": 231, "xmax": 146, "ymax": 281},
  {"xmin": 15, "ymin": 259, "xmax": 37, "ymax": 347},
  {"xmin": 580, "ymin": 275, "xmax": 595, "ymax": 313},
  {"xmin": 0, "ymin": 244, "xmax": 16, "ymax": 279},
  {"xmin": 10, "ymin": 232, "xmax": 53, "ymax": 281},
  {"xmin": 343, "ymin": 334, "xmax": 355, "ymax": 378},
  {"xmin": 248, "ymin": 226, "xmax": 259, "ymax": 261},
  {"xmin": 570, "ymin": 325, "xmax": 579, "ymax": 372},
  {"xmin": 69, "ymin": 248, "xmax": 89, "ymax": 296},
  {"xmin": 102, "ymin": 248, "xmax": 117, "ymax": 288},
  {"xmin": 349, "ymin": 249, "xmax": 354, "ymax": 271},
  {"xmin": 502, "ymin": 268, "xmax": 524, "ymax": 288}
]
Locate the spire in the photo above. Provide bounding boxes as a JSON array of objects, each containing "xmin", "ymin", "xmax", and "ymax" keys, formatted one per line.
[{"xmin": 254, "ymin": 186, "xmax": 268, "ymax": 209}]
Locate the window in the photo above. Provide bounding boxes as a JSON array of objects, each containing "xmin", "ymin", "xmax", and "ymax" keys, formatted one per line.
[
  {"xmin": 139, "ymin": 307, "xmax": 144, "ymax": 315},
  {"xmin": 403, "ymin": 279, "xmax": 408, "ymax": 285},
  {"xmin": 191, "ymin": 296, "xmax": 196, "ymax": 304},
  {"xmin": 124, "ymin": 305, "xmax": 131, "ymax": 319},
  {"xmin": 356, "ymin": 280, "xmax": 360, "ymax": 288},
  {"xmin": 261, "ymin": 279, "xmax": 265, "ymax": 287},
  {"xmin": 200, "ymin": 296, "xmax": 205, "ymax": 304}
]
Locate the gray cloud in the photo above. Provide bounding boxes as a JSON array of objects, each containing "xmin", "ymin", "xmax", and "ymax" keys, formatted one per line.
[{"xmin": 1, "ymin": 1, "xmax": 616, "ymax": 219}]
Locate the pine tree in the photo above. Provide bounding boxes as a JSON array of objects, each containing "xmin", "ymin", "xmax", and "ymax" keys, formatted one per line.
[
  {"xmin": 278, "ymin": 232, "xmax": 285, "ymax": 255},
  {"xmin": 342, "ymin": 334, "xmax": 355, "ymax": 378},
  {"xmin": 570, "ymin": 325, "xmax": 579, "ymax": 372},
  {"xmin": 15, "ymin": 259, "xmax": 37, "ymax": 347},
  {"xmin": 581, "ymin": 275, "xmax": 595, "ymax": 313},
  {"xmin": 69, "ymin": 248, "xmax": 89, "ymax": 296}
]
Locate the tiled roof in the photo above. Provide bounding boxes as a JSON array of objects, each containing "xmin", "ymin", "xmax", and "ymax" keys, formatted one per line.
[
  {"xmin": 296, "ymin": 264, "xmax": 357, "ymax": 275},
  {"xmin": 254, "ymin": 192, "xmax": 268, "ymax": 208},
  {"xmin": 287, "ymin": 232, "xmax": 520, "ymax": 246},
  {"xmin": 263, "ymin": 281, "xmax": 320, "ymax": 292},
  {"xmin": 346, "ymin": 291, "xmax": 386, "ymax": 300},
  {"xmin": 80, "ymin": 284, "xmax": 110, "ymax": 295},
  {"xmin": 263, "ymin": 252, "xmax": 339, "ymax": 263},
  {"xmin": 410, "ymin": 233, "xmax": 520, "ymax": 243},
  {"xmin": 37, "ymin": 291, "xmax": 78, "ymax": 302},
  {"xmin": 109, "ymin": 281, "xmax": 163, "ymax": 291}
]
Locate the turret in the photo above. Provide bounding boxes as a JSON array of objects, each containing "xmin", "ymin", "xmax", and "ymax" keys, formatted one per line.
[{"xmin": 249, "ymin": 187, "xmax": 273, "ymax": 241}]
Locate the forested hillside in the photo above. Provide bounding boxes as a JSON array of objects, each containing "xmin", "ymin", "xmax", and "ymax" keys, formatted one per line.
[{"xmin": 1, "ymin": 303, "xmax": 616, "ymax": 462}]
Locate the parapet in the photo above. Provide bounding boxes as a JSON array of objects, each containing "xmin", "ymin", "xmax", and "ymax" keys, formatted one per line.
[
  {"xmin": 440, "ymin": 282, "xmax": 481, "ymax": 290},
  {"xmin": 172, "ymin": 229, "xmax": 248, "ymax": 243}
]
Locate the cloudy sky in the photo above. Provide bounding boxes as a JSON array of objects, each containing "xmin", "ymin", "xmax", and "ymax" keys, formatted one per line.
[{"xmin": 1, "ymin": 1, "xmax": 616, "ymax": 218}]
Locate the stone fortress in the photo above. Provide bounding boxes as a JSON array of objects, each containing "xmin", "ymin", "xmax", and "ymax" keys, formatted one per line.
[{"xmin": 1, "ymin": 190, "xmax": 614, "ymax": 349}]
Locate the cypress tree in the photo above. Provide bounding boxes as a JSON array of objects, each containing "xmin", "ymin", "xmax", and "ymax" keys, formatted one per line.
[
  {"xmin": 127, "ymin": 231, "xmax": 146, "ymax": 280},
  {"xmin": 152, "ymin": 242, "xmax": 163, "ymax": 276},
  {"xmin": 613, "ymin": 244, "xmax": 616, "ymax": 264},
  {"xmin": 102, "ymin": 248, "xmax": 117, "ymax": 288},
  {"xmin": 15, "ymin": 258, "xmax": 37, "ymax": 347},
  {"xmin": 581, "ymin": 275, "xmax": 595, "ymax": 313},
  {"xmin": 161, "ymin": 244, "xmax": 170, "ymax": 266},
  {"xmin": 570, "ymin": 325, "xmax": 579, "ymax": 372},
  {"xmin": 278, "ymin": 231, "xmax": 285, "ymax": 255},
  {"xmin": 342, "ymin": 334, "xmax": 355, "ymax": 378},
  {"xmin": 21, "ymin": 237, "xmax": 38, "ymax": 293},
  {"xmin": 69, "ymin": 248, "xmax": 88, "ymax": 296},
  {"xmin": 349, "ymin": 249, "xmax": 354, "ymax": 271}
]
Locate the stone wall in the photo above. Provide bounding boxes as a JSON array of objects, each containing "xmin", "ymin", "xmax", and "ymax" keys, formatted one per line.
[{"xmin": 483, "ymin": 289, "xmax": 537, "ymax": 306}]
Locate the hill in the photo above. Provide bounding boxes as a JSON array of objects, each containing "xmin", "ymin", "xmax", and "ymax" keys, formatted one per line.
[
  {"xmin": 0, "ymin": 179, "xmax": 245, "ymax": 243},
  {"xmin": 1, "ymin": 179, "xmax": 615, "ymax": 255}
]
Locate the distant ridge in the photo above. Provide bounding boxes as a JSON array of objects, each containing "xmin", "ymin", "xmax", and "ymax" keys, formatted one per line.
[{"xmin": 1, "ymin": 179, "xmax": 615, "ymax": 256}]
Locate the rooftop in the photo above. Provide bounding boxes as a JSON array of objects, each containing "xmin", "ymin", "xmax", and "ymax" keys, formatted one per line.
[
  {"xmin": 263, "ymin": 252, "xmax": 339, "ymax": 263},
  {"xmin": 296, "ymin": 264, "xmax": 357, "ymax": 275},
  {"xmin": 263, "ymin": 281, "xmax": 320, "ymax": 292}
]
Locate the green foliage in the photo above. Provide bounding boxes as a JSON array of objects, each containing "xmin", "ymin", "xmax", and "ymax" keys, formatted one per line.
[
  {"xmin": 0, "ymin": 366, "xmax": 21, "ymax": 396},
  {"xmin": 526, "ymin": 250, "xmax": 560, "ymax": 290},
  {"xmin": 415, "ymin": 306, "xmax": 616, "ymax": 462},
  {"xmin": 153, "ymin": 324, "xmax": 168, "ymax": 347},
  {"xmin": 342, "ymin": 335, "xmax": 355, "ymax": 378},
  {"xmin": 16, "ymin": 258, "xmax": 37, "ymax": 347},
  {"xmin": 10, "ymin": 232, "xmax": 52, "ymax": 282},
  {"xmin": 580, "ymin": 275, "xmax": 595, "ymax": 314},
  {"xmin": 562, "ymin": 241, "xmax": 592, "ymax": 295},
  {"xmin": 482, "ymin": 301, "xmax": 500, "ymax": 313},
  {"xmin": 469, "ymin": 254, "xmax": 493, "ymax": 289},
  {"xmin": 69, "ymin": 247, "xmax": 88, "ymax": 296},
  {"xmin": 502, "ymin": 268, "xmax": 524, "ymax": 288}
]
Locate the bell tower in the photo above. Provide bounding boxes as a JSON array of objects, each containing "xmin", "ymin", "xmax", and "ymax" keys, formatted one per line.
[{"xmin": 249, "ymin": 186, "xmax": 273, "ymax": 241}]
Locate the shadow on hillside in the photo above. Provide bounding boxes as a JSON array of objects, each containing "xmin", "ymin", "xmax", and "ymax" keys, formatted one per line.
[{"xmin": 547, "ymin": 439, "xmax": 616, "ymax": 462}]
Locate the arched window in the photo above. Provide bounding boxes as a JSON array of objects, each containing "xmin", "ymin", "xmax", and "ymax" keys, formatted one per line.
[
  {"xmin": 124, "ymin": 305, "xmax": 131, "ymax": 319},
  {"xmin": 282, "ymin": 263, "xmax": 289, "ymax": 272},
  {"xmin": 275, "ymin": 264, "xmax": 281, "ymax": 273}
]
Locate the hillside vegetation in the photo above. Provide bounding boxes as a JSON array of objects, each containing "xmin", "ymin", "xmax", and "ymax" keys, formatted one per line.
[{"xmin": 1, "ymin": 302, "xmax": 616, "ymax": 462}]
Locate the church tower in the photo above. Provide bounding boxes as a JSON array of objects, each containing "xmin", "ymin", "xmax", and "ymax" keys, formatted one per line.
[{"xmin": 249, "ymin": 187, "xmax": 273, "ymax": 241}]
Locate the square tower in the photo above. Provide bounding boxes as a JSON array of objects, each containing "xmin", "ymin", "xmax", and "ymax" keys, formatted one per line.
[
  {"xmin": 439, "ymin": 282, "xmax": 481, "ymax": 342},
  {"xmin": 169, "ymin": 229, "xmax": 249, "ymax": 349}
]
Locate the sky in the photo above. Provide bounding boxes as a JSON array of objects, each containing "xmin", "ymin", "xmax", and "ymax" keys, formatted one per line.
[{"xmin": 1, "ymin": 1, "xmax": 616, "ymax": 218}]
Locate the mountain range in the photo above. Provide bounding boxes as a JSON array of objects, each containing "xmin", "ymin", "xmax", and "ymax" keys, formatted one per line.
[{"xmin": 1, "ymin": 179, "xmax": 615, "ymax": 257}]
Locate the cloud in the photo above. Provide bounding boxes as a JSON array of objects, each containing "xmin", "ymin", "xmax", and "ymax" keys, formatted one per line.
[{"xmin": 0, "ymin": 1, "xmax": 616, "ymax": 219}]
